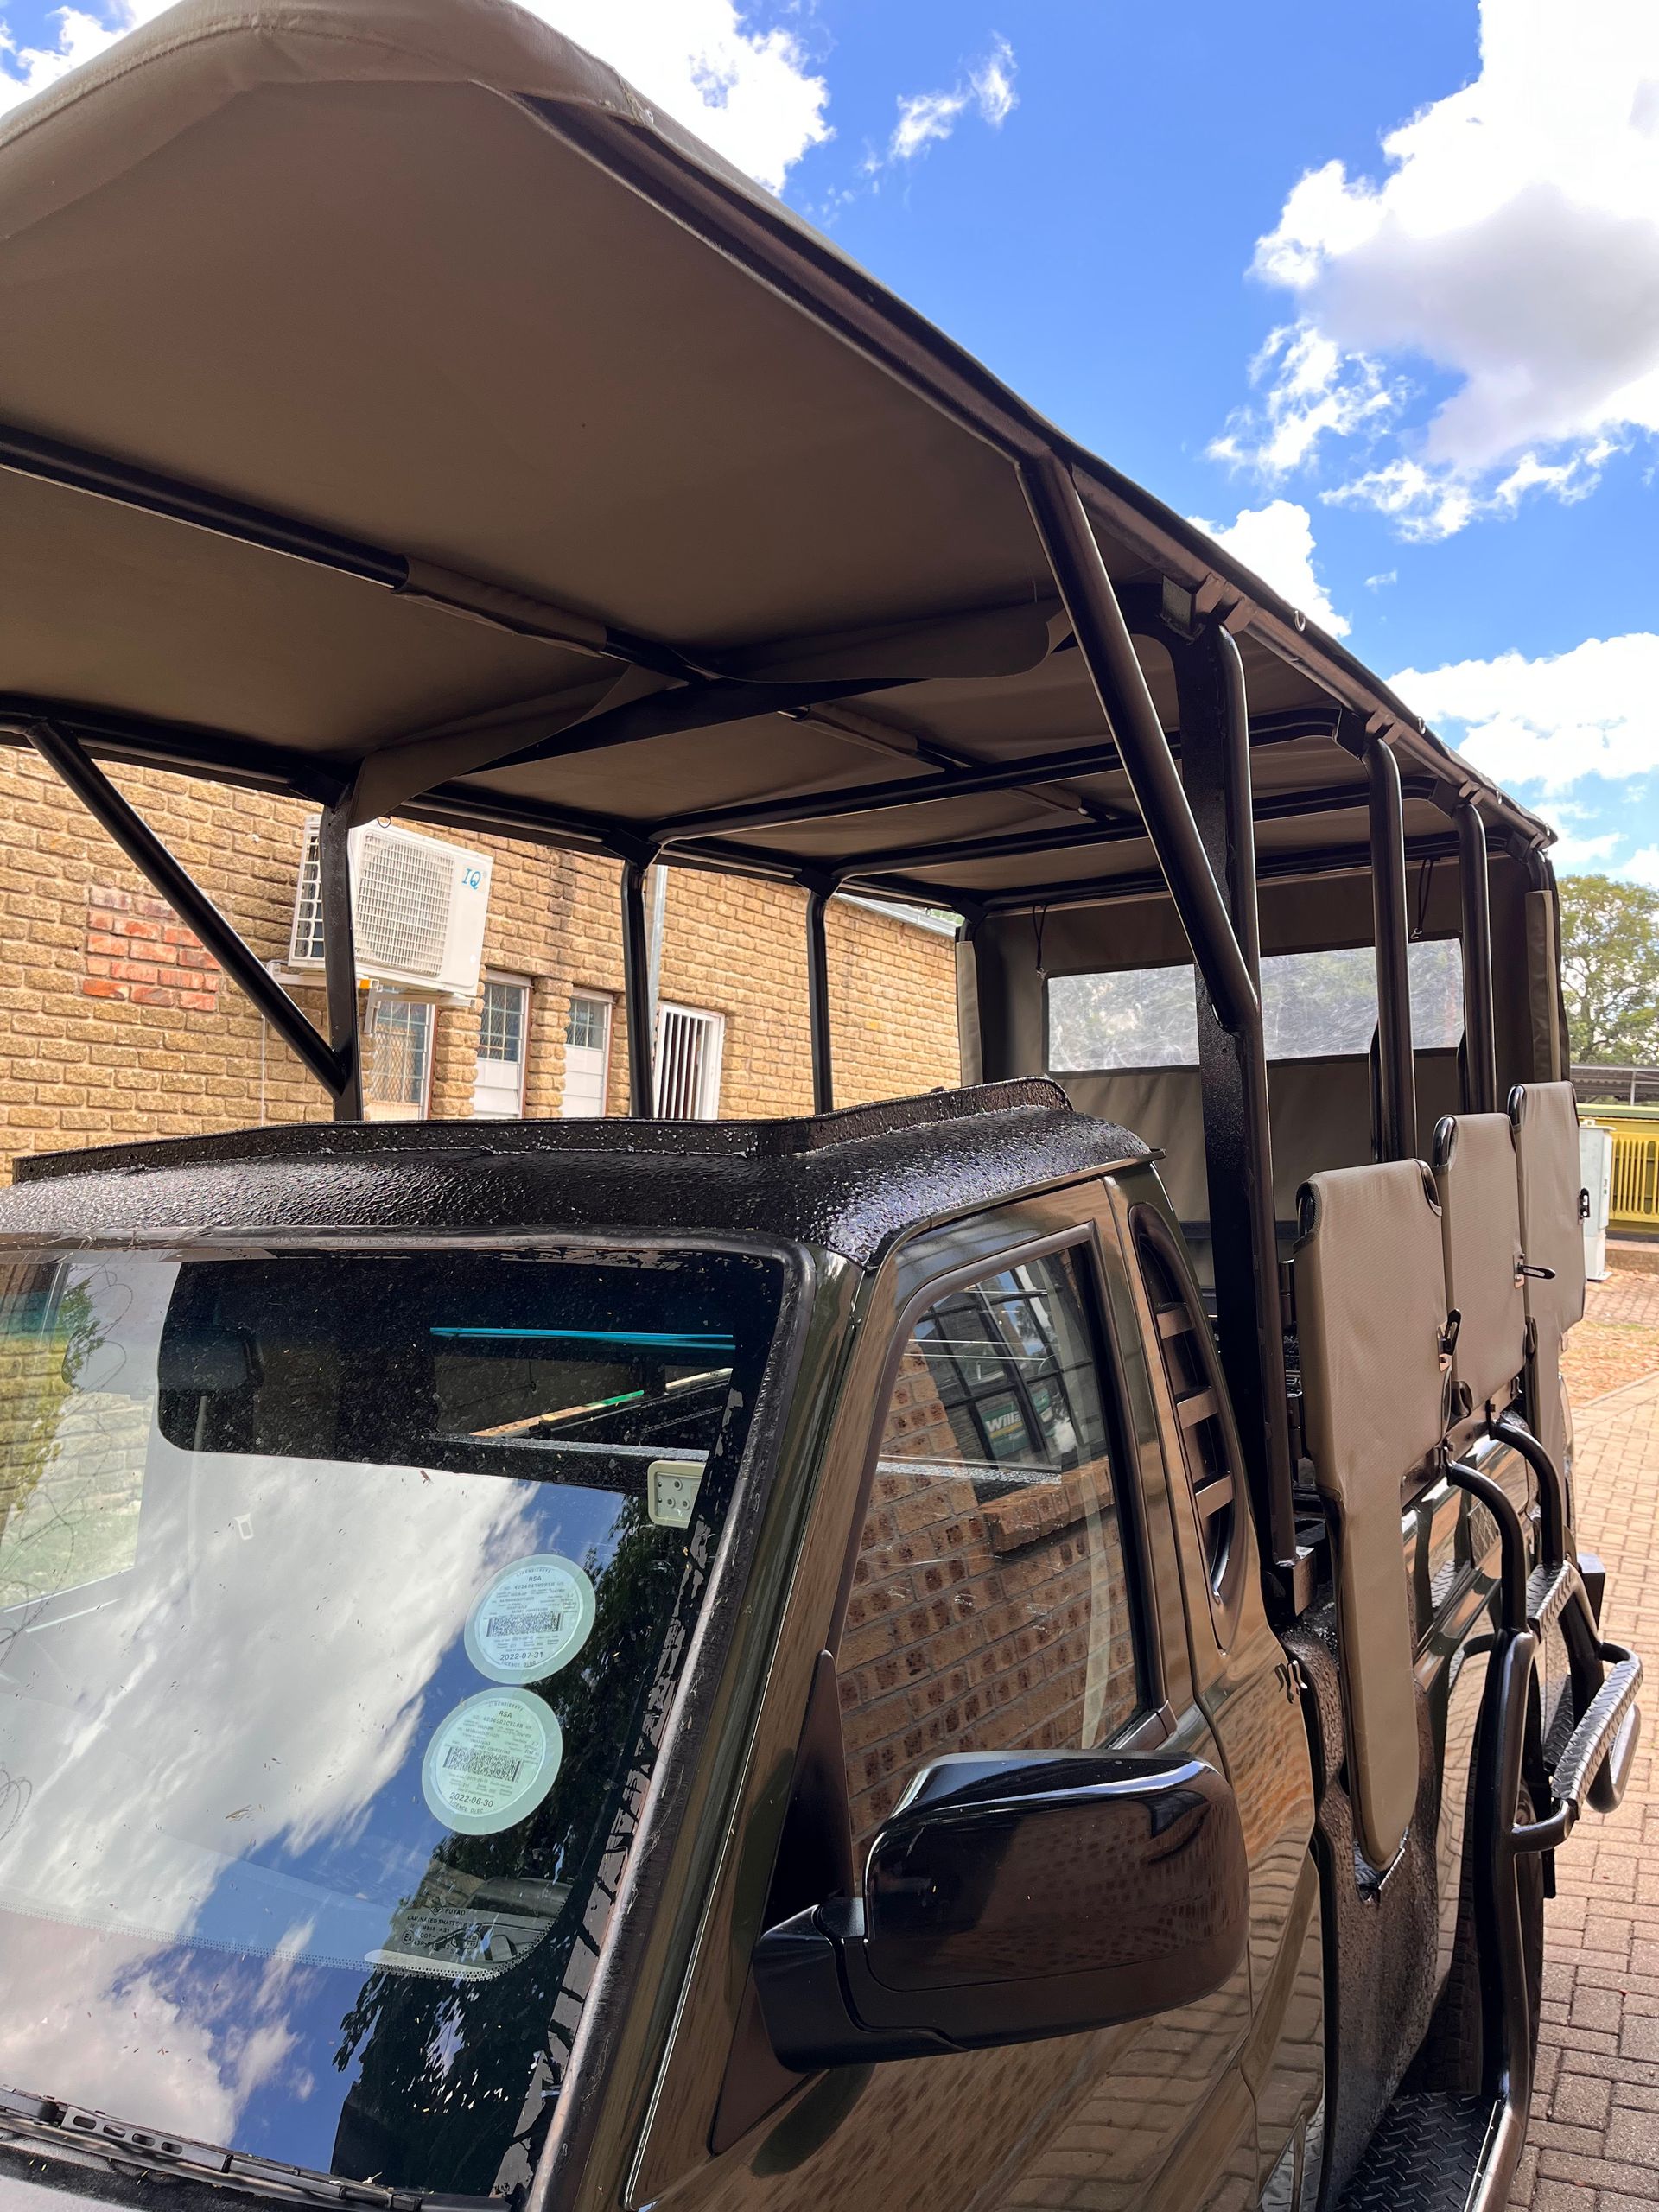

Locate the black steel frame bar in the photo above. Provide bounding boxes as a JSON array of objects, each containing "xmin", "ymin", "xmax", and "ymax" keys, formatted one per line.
[
  {"xmin": 823, "ymin": 775, "xmax": 1438, "ymax": 882},
  {"xmin": 317, "ymin": 795, "xmax": 364, "ymax": 1122},
  {"xmin": 653, "ymin": 741, "xmax": 1127, "ymax": 843},
  {"xmin": 1170, "ymin": 621, "xmax": 1297, "ymax": 1573},
  {"xmin": 1459, "ymin": 795, "xmax": 1498, "ymax": 1115},
  {"xmin": 1368, "ymin": 736, "xmax": 1418, "ymax": 1160},
  {"xmin": 0, "ymin": 418, "xmax": 691, "ymax": 681},
  {"xmin": 805, "ymin": 887, "xmax": 835, "ymax": 1113},
  {"xmin": 647, "ymin": 713, "xmax": 1342, "ymax": 849},
  {"xmin": 23, "ymin": 718, "xmax": 349, "ymax": 1101},
  {"xmin": 1017, "ymin": 457, "xmax": 1257, "ymax": 1039},
  {"xmin": 620, "ymin": 859, "xmax": 656, "ymax": 1117},
  {"xmin": 958, "ymin": 826, "xmax": 1493, "ymax": 918}
]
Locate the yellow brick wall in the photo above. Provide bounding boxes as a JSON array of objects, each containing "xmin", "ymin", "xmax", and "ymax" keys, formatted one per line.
[{"xmin": 0, "ymin": 749, "xmax": 961, "ymax": 1175}]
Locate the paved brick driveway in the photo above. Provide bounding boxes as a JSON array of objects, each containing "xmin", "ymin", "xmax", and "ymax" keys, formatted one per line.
[{"xmin": 1513, "ymin": 1271, "xmax": 1659, "ymax": 2209}]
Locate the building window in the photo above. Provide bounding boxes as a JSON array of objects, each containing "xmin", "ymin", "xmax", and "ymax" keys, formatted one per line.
[
  {"xmin": 363, "ymin": 988, "xmax": 434, "ymax": 1122},
  {"xmin": 561, "ymin": 991, "xmax": 613, "ymax": 1119},
  {"xmin": 474, "ymin": 976, "xmax": 530, "ymax": 1119},
  {"xmin": 655, "ymin": 1004, "xmax": 724, "ymax": 1120}
]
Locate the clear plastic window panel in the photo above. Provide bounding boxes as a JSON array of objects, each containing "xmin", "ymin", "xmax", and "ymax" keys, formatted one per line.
[{"xmin": 1048, "ymin": 939, "xmax": 1465, "ymax": 1068}]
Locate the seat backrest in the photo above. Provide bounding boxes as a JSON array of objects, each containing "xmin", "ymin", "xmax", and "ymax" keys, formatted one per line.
[
  {"xmin": 1433, "ymin": 1112, "xmax": 1526, "ymax": 1415},
  {"xmin": 1294, "ymin": 1160, "xmax": 1446, "ymax": 1867},
  {"xmin": 1511, "ymin": 1082, "xmax": 1587, "ymax": 1336}
]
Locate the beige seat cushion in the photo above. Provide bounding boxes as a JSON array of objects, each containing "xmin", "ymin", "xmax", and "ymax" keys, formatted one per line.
[
  {"xmin": 1435, "ymin": 1112, "xmax": 1526, "ymax": 1414},
  {"xmin": 1295, "ymin": 1161, "xmax": 1447, "ymax": 1867},
  {"xmin": 1512, "ymin": 1082, "xmax": 1587, "ymax": 1337}
]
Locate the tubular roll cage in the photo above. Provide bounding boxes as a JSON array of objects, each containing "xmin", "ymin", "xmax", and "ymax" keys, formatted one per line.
[{"xmin": 0, "ymin": 92, "xmax": 1557, "ymax": 1617}]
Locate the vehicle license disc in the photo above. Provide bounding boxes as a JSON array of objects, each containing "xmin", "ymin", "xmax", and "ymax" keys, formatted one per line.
[
  {"xmin": 465, "ymin": 1554, "xmax": 595, "ymax": 1684},
  {"xmin": 422, "ymin": 1688, "xmax": 562, "ymax": 1836}
]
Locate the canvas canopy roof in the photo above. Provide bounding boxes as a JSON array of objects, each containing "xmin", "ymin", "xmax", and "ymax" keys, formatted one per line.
[{"xmin": 0, "ymin": 0, "xmax": 1551, "ymax": 916}]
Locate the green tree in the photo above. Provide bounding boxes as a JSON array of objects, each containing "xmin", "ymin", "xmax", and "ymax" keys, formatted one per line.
[{"xmin": 1559, "ymin": 874, "xmax": 1659, "ymax": 1065}]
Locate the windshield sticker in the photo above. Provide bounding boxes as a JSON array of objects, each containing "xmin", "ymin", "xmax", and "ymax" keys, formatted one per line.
[
  {"xmin": 421, "ymin": 1688, "xmax": 563, "ymax": 1837},
  {"xmin": 465, "ymin": 1554, "xmax": 595, "ymax": 1684}
]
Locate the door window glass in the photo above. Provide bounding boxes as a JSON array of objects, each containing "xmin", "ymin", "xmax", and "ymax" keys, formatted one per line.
[
  {"xmin": 561, "ymin": 992, "xmax": 612, "ymax": 1120},
  {"xmin": 474, "ymin": 977, "xmax": 529, "ymax": 1118},
  {"xmin": 838, "ymin": 1246, "xmax": 1144, "ymax": 1859},
  {"xmin": 364, "ymin": 989, "xmax": 434, "ymax": 1120}
]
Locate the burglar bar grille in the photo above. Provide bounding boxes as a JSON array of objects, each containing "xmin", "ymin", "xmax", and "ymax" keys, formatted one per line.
[{"xmin": 654, "ymin": 1005, "xmax": 722, "ymax": 1120}]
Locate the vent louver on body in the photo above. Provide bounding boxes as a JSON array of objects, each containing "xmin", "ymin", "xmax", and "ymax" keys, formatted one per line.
[{"xmin": 287, "ymin": 820, "xmax": 492, "ymax": 1001}]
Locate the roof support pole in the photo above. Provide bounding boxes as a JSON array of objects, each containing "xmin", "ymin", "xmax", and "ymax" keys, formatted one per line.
[
  {"xmin": 1458, "ymin": 796, "xmax": 1498, "ymax": 1115},
  {"xmin": 1021, "ymin": 457, "xmax": 1298, "ymax": 1593},
  {"xmin": 620, "ymin": 857, "xmax": 656, "ymax": 1117},
  {"xmin": 1167, "ymin": 620, "xmax": 1300, "ymax": 1590},
  {"xmin": 22, "ymin": 717, "xmax": 350, "ymax": 1104},
  {"xmin": 318, "ymin": 794, "xmax": 364, "ymax": 1122},
  {"xmin": 1368, "ymin": 735, "xmax": 1418, "ymax": 1160},
  {"xmin": 1017, "ymin": 457, "xmax": 1258, "ymax": 1038},
  {"xmin": 805, "ymin": 885, "xmax": 835, "ymax": 1114}
]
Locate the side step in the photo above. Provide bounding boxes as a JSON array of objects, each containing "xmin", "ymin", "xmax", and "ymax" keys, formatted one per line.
[{"xmin": 1336, "ymin": 2094, "xmax": 1498, "ymax": 2212}]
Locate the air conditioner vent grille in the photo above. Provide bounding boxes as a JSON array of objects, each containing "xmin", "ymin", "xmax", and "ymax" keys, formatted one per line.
[{"xmin": 355, "ymin": 832, "xmax": 453, "ymax": 979}]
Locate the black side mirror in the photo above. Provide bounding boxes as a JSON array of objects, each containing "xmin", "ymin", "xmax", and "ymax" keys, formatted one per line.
[{"xmin": 755, "ymin": 1748, "xmax": 1249, "ymax": 2069}]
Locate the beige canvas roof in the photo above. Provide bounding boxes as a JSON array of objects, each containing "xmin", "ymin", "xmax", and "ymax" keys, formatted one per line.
[{"xmin": 0, "ymin": 0, "xmax": 1551, "ymax": 913}]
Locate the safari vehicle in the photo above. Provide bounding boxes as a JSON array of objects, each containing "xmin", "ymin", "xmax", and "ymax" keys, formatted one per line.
[{"xmin": 0, "ymin": 5, "xmax": 1641, "ymax": 2212}]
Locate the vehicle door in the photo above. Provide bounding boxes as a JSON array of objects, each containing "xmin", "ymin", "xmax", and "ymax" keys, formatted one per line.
[
  {"xmin": 1103, "ymin": 1169, "xmax": 1322, "ymax": 2206},
  {"xmin": 638, "ymin": 1185, "xmax": 1262, "ymax": 2212}
]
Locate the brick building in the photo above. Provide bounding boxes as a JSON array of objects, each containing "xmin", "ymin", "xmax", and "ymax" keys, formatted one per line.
[{"xmin": 0, "ymin": 750, "xmax": 961, "ymax": 1173}]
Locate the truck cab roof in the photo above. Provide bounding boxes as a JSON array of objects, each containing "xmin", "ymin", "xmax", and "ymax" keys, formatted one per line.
[{"xmin": 0, "ymin": 1081, "xmax": 1151, "ymax": 1265}]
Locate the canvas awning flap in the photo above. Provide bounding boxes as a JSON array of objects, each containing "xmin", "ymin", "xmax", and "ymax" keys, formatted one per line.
[{"xmin": 0, "ymin": 0, "xmax": 1550, "ymax": 904}]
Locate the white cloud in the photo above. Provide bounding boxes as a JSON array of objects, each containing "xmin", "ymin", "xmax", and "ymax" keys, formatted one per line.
[
  {"xmin": 1389, "ymin": 632, "xmax": 1659, "ymax": 792},
  {"xmin": 0, "ymin": 0, "xmax": 832, "ymax": 192},
  {"xmin": 1188, "ymin": 499, "xmax": 1350, "ymax": 637},
  {"xmin": 1549, "ymin": 828, "xmax": 1622, "ymax": 868},
  {"xmin": 884, "ymin": 36, "xmax": 1017, "ymax": 164},
  {"xmin": 1624, "ymin": 846, "xmax": 1659, "ymax": 887},
  {"xmin": 1217, "ymin": 0, "xmax": 1659, "ymax": 533}
]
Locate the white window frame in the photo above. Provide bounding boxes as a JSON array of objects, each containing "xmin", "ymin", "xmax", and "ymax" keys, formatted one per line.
[
  {"xmin": 473, "ymin": 973, "xmax": 531, "ymax": 1120},
  {"xmin": 654, "ymin": 1002, "xmax": 725, "ymax": 1120}
]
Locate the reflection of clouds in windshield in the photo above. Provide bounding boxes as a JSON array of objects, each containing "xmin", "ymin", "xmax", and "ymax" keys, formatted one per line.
[
  {"xmin": 0, "ymin": 1923, "xmax": 303, "ymax": 2140},
  {"xmin": 0, "ymin": 1449, "xmax": 534, "ymax": 1955}
]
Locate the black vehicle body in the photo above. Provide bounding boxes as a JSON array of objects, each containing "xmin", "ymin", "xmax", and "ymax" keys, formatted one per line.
[{"xmin": 0, "ymin": 3, "xmax": 1640, "ymax": 2208}]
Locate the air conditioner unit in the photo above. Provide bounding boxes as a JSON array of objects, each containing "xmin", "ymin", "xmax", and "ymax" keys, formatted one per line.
[{"xmin": 285, "ymin": 820, "xmax": 492, "ymax": 1001}]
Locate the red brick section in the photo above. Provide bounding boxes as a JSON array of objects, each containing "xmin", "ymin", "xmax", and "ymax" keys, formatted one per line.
[
  {"xmin": 1511, "ymin": 1268, "xmax": 1659, "ymax": 2209},
  {"xmin": 81, "ymin": 885, "xmax": 220, "ymax": 1013}
]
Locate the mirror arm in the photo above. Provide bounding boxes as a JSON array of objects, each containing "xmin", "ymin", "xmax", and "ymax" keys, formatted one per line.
[{"xmin": 754, "ymin": 1900, "xmax": 960, "ymax": 2069}]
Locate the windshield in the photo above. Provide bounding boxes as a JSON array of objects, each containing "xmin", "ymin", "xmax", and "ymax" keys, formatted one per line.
[{"xmin": 0, "ymin": 1243, "xmax": 783, "ymax": 2198}]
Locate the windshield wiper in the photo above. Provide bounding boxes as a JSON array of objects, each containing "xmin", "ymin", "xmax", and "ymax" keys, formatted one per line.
[{"xmin": 0, "ymin": 2087, "xmax": 483, "ymax": 2210}]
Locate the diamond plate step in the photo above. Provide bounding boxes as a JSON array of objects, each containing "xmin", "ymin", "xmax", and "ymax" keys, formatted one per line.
[{"xmin": 1335, "ymin": 2092, "xmax": 1498, "ymax": 2212}]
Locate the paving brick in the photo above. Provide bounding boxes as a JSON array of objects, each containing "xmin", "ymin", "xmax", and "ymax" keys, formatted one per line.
[{"xmin": 1510, "ymin": 1294, "xmax": 1659, "ymax": 2202}]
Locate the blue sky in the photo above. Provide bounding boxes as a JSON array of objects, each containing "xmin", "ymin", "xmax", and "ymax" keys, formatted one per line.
[{"xmin": 2, "ymin": 0, "xmax": 1655, "ymax": 875}]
